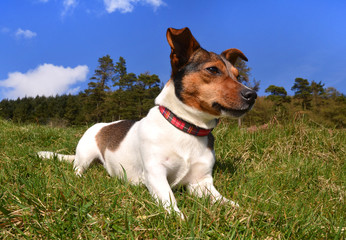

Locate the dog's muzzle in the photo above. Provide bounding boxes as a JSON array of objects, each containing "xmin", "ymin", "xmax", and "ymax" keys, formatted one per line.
[{"xmin": 212, "ymin": 88, "xmax": 257, "ymax": 118}]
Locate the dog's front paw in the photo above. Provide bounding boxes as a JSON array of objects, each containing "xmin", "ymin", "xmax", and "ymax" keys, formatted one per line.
[
  {"xmin": 228, "ymin": 199, "xmax": 240, "ymax": 208},
  {"xmin": 176, "ymin": 210, "xmax": 185, "ymax": 220},
  {"xmin": 168, "ymin": 207, "xmax": 185, "ymax": 220},
  {"xmin": 74, "ymin": 167, "xmax": 83, "ymax": 177},
  {"xmin": 216, "ymin": 197, "xmax": 240, "ymax": 208}
]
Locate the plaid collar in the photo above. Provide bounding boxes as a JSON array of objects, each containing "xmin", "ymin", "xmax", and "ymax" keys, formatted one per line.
[{"xmin": 159, "ymin": 106, "xmax": 217, "ymax": 137}]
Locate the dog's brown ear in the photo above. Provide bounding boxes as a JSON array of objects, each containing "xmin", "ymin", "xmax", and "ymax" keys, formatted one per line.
[
  {"xmin": 221, "ymin": 48, "xmax": 248, "ymax": 65},
  {"xmin": 167, "ymin": 27, "xmax": 200, "ymax": 77}
]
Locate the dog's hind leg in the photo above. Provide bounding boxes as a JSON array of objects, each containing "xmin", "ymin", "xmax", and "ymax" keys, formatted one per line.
[
  {"xmin": 73, "ymin": 156, "xmax": 87, "ymax": 177},
  {"xmin": 73, "ymin": 152, "xmax": 99, "ymax": 177},
  {"xmin": 72, "ymin": 140, "xmax": 102, "ymax": 177}
]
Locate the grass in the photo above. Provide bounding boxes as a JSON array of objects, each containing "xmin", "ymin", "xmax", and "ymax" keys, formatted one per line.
[{"xmin": 0, "ymin": 118, "xmax": 345, "ymax": 239}]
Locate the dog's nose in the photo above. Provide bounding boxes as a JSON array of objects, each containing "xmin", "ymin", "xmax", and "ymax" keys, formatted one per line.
[{"xmin": 241, "ymin": 89, "xmax": 257, "ymax": 104}]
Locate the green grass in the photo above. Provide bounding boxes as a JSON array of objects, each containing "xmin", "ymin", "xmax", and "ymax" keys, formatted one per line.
[{"xmin": 0, "ymin": 118, "xmax": 345, "ymax": 239}]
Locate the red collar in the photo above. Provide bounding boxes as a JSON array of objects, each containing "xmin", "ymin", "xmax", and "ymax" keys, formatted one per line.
[{"xmin": 159, "ymin": 106, "xmax": 217, "ymax": 137}]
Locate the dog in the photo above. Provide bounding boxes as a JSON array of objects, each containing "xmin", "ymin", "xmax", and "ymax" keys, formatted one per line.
[{"xmin": 38, "ymin": 27, "xmax": 257, "ymax": 218}]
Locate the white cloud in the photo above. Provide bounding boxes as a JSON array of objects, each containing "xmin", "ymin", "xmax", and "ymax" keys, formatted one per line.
[
  {"xmin": 104, "ymin": 0, "xmax": 136, "ymax": 13},
  {"xmin": 67, "ymin": 86, "xmax": 81, "ymax": 95},
  {"xmin": 0, "ymin": 64, "xmax": 89, "ymax": 99},
  {"xmin": 144, "ymin": 0, "xmax": 165, "ymax": 9},
  {"xmin": 15, "ymin": 28, "xmax": 37, "ymax": 39},
  {"xmin": 62, "ymin": 0, "xmax": 78, "ymax": 17},
  {"xmin": 103, "ymin": 0, "xmax": 164, "ymax": 13}
]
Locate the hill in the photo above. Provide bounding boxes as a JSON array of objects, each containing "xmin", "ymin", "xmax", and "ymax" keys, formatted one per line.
[{"xmin": 0, "ymin": 119, "xmax": 345, "ymax": 239}]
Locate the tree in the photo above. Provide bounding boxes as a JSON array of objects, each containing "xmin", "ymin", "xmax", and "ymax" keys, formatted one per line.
[
  {"xmin": 265, "ymin": 85, "xmax": 290, "ymax": 105},
  {"xmin": 265, "ymin": 85, "xmax": 290, "ymax": 119},
  {"xmin": 324, "ymin": 87, "xmax": 342, "ymax": 99},
  {"xmin": 291, "ymin": 78, "xmax": 312, "ymax": 110},
  {"xmin": 85, "ymin": 55, "xmax": 115, "ymax": 122},
  {"xmin": 91, "ymin": 54, "xmax": 115, "ymax": 90},
  {"xmin": 32, "ymin": 96, "xmax": 49, "ymax": 124},
  {"xmin": 64, "ymin": 94, "xmax": 82, "ymax": 125},
  {"xmin": 135, "ymin": 73, "xmax": 161, "ymax": 118},
  {"xmin": 113, "ymin": 56, "xmax": 136, "ymax": 90},
  {"xmin": 310, "ymin": 80, "xmax": 325, "ymax": 108},
  {"xmin": 0, "ymin": 99, "xmax": 14, "ymax": 120},
  {"xmin": 12, "ymin": 97, "xmax": 34, "ymax": 123},
  {"xmin": 111, "ymin": 57, "xmax": 134, "ymax": 119},
  {"xmin": 311, "ymin": 80, "xmax": 325, "ymax": 97}
]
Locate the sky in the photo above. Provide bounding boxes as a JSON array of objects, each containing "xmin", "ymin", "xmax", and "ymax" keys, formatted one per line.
[{"xmin": 0, "ymin": 0, "xmax": 345, "ymax": 100}]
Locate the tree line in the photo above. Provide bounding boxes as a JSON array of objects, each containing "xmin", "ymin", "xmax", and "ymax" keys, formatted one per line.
[
  {"xmin": 0, "ymin": 55, "xmax": 345, "ymax": 128},
  {"xmin": 242, "ymin": 78, "xmax": 345, "ymax": 128},
  {"xmin": 0, "ymin": 55, "xmax": 162, "ymax": 126}
]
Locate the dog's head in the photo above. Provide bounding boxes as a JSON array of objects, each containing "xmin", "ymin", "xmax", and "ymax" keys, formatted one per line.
[{"xmin": 167, "ymin": 27, "xmax": 257, "ymax": 118}]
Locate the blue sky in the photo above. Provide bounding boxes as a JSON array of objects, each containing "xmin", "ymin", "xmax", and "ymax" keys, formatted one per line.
[{"xmin": 0, "ymin": 0, "xmax": 345, "ymax": 100}]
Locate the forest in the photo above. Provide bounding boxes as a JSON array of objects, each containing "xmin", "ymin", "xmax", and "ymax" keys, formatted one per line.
[{"xmin": 0, "ymin": 55, "xmax": 345, "ymax": 128}]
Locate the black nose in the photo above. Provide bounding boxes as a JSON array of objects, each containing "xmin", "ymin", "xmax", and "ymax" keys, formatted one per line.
[{"xmin": 241, "ymin": 89, "xmax": 257, "ymax": 104}]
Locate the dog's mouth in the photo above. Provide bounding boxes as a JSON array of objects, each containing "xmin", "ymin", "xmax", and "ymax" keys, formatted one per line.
[{"xmin": 212, "ymin": 102, "xmax": 253, "ymax": 118}]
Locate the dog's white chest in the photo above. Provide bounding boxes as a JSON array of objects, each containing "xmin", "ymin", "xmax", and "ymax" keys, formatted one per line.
[
  {"xmin": 163, "ymin": 155, "xmax": 190, "ymax": 186},
  {"xmin": 161, "ymin": 137, "xmax": 210, "ymax": 187}
]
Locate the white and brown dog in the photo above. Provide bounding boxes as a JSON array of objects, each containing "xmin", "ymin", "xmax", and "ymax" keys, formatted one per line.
[{"xmin": 38, "ymin": 27, "xmax": 256, "ymax": 218}]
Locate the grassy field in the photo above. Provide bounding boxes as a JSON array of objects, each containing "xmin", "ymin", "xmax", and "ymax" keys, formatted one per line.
[{"xmin": 0, "ymin": 118, "xmax": 345, "ymax": 239}]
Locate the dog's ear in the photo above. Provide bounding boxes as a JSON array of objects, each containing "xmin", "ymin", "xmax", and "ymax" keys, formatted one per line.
[
  {"xmin": 221, "ymin": 48, "xmax": 248, "ymax": 65},
  {"xmin": 167, "ymin": 27, "xmax": 200, "ymax": 77}
]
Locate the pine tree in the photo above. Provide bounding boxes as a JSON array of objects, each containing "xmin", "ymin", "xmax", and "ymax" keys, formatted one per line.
[
  {"xmin": 113, "ymin": 56, "xmax": 127, "ymax": 90},
  {"xmin": 113, "ymin": 57, "xmax": 137, "ymax": 90},
  {"xmin": 325, "ymin": 87, "xmax": 342, "ymax": 99},
  {"xmin": 85, "ymin": 55, "xmax": 115, "ymax": 122},
  {"xmin": 64, "ymin": 94, "xmax": 82, "ymax": 125},
  {"xmin": 265, "ymin": 85, "xmax": 290, "ymax": 105},
  {"xmin": 310, "ymin": 80, "xmax": 325, "ymax": 109},
  {"xmin": 265, "ymin": 85, "xmax": 290, "ymax": 118},
  {"xmin": 135, "ymin": 73, "xmax": 161, "ymax": 118},
  {"xmin": 0, "ymin": 99, "xmax": 14, "ymax": 119},
  {"xmin": 33, "ymin": 96, "xmax": 49, "ymax": 124},
  {"xmin": 112, "ymin": 57, "xmax": 138, "ymax": 119},
  {"xmin": 291, "ymin": 78, "xmax": 312, "ymax": 110},
  {"xmin": 13, "ymin": 97, "xmax": 34, "ymax": 123}
]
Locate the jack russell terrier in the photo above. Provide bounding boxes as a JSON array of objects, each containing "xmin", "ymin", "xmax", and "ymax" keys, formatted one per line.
[{"xmin": 38, "ymin": 27, "xmax": 257, "ymax": 218}]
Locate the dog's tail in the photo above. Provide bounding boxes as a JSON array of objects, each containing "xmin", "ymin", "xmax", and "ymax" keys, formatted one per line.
[{"xmin": 37, "ymin": 151, "xmax": 75, "ymax": 163}]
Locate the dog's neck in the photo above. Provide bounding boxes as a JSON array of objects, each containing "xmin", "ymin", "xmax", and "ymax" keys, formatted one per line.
[{"xmin": 155, "ymin": 80, "xmax": 219, "ymax": 130}]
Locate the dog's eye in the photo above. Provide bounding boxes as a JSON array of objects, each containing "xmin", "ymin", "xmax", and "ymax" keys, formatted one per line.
[{"xmin": 206, "ymin": 67, "xmax": 220, "ymax": 75}]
